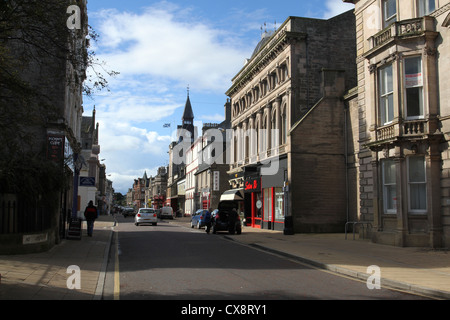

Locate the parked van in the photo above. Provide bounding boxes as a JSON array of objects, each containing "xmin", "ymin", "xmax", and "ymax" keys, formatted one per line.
[{"xmin": 160, "ymin": 206, "xmax": 174, "ymax": 219}]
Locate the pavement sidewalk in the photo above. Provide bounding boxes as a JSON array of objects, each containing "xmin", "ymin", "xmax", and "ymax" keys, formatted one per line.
[
  {"xmin": 1, "ymin": 215, "xmax": 449, "ymax": 300},
  {"xmin": 170, "ymin": 217, "xmax": 450, "ymax": 300},
  {"xmin": 0, "ymin": 215, "xmax": 116, "ymax": 300}
]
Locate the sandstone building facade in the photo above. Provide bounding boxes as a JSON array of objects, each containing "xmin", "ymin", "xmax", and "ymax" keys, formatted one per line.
[
  {"xmin": 344, "ymin": 0, "xmax": 450, "ymax": 247},
  {"xmin": 226, "ymin": 12, "xmax": 357, "ymax": 232}
]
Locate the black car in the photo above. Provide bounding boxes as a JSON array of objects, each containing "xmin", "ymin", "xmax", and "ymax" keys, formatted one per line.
[
  {"xmin": 211, "ymin": 201, "xmax": 242, "ymax": 235},
  {"xmin": 122, "ymin": 207, "xmax": 135, "ymax": 217}
]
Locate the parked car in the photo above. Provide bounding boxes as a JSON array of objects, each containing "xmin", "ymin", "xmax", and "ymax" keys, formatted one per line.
[
  {"xmin": 160, "ymin": 206, "xmax": 174, "ymax": 219},
  {"xmin": 211, "ymin": 201, "xmax": 242, "ymax": 235},
  {"xmin": 190, "ymin": 209, "xmax": 208, "ymax": 229},
  {"xmin": 122, "ymin": 207, "xmax": 135, "ymax": 217},
  {"xmin": 135, "ymin": 208, "xmax": 158, "ymax": 226}
]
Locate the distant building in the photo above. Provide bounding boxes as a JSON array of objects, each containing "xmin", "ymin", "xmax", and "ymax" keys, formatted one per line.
[
  {"xmin": 79, "ymin": 108, "xmax": 101, "ymax": 216},
  {"xmin": 195, "ymin": 100, "xmax": 232, "ymax": 211}
]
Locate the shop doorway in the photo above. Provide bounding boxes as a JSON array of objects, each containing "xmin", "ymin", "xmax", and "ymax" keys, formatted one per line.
[{"xmin": 251, "ymin": 192, "xmax": 262, "ymax": 228}]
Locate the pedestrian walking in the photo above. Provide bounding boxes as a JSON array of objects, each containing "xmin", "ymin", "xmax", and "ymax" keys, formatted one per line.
[
  {"xmin": 204, "ymin": 208, "xmax": 212, "ymax": 234},
  {"xmin": 84, "ymin": 200, "xmax": 98, "ymax": 237},
  {"xmin": 229, "ymin": 208, "xmax": 238, "ymax": 233}
]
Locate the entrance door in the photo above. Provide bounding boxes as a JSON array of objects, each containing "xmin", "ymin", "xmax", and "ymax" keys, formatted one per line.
[{"xmin": 251, "ymin": 192, "xmax": 262, "ymax": 228}]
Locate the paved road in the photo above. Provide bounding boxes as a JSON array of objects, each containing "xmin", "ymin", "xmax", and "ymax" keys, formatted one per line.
[{"xmin": 104, "ymin": 215, "xmax": 428, "ymax": 301}]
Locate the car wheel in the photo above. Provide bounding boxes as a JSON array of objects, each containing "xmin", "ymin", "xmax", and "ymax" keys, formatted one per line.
[
  {"xmin": 152, "ymin": 222, "xmax": 157, "ymax": 226},
  {"xmin": 197, "ymin": 221, "xmax": 201, "ymax": 229},
  {"xmin": 236, "ymin": 228, "xmax": 242, "ymax": 235},
  {"xmin": 191, "ymin": 221, "xmax": 194, "ymax": 228},
  {"xmin": 135, "ymin": 222, "xmax": 139, "ymax": 226}
]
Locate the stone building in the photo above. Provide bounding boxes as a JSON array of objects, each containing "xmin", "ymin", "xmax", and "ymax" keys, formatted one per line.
[
  {"xmin": 166, "ymin": 93, "xmax": 195, "ymax": 213},
  {"xmin": 195, "ymin": 100, "xmax": 232, "ymax": 211},
  {"xmin": 145, "ymin": 167, "xmax": 168, "ymax": 209},
  {"xmin": 344, "ymin": 0, "xmax": 450, "ymax": 247},
  {"xmin": 0, "ymin": 0, "xmax": 89, "ymax": 253},
  {"xmin": 78, "ymin": 108, "xmax": 101, "ymax": 215},
  {"xmin": 225, "ymin": 12, "xmax": 357, "ymax": 232}
]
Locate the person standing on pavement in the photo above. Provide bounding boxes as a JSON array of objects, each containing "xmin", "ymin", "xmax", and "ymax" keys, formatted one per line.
[
  {"xmin": 84, "ymin": 200, "xmax": 98, "ymax": 237},
  {"xmin": 229, "ymin": 208, "xmax": 238, "ymax": 233},
  {"xmin": 204, "ymin": 208, "xmax": 212, "ymax": 234}
]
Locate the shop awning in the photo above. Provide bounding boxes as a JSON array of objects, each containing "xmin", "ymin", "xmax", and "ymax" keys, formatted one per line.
[{"xmin": 220, "ymin": 189, "xmax": 244, "ymax": 201}]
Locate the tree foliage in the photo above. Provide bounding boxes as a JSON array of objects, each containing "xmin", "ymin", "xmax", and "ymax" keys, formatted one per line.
[{"xmin": 0, "ymin": 0, "xmax": 118, "ymax": 200}]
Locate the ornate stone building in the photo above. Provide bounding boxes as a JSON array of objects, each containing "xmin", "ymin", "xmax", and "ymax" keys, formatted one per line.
[
  {"xmin": 344, "ymin": 0, "xmax": 450, "ymax": 247},
  {"xmin": 226, "ymin": 12, "xmax": 357, "ymax": 232}
]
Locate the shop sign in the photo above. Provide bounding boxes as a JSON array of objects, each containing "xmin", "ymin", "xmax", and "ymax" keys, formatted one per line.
[
  {"xmin": 80, "ymin": 177, "xmax": 95, "ymax": 187},
  {"xmin": 244, "ymin": 177, "xmax": 260, "ymax": 193},
  {"xmin": 47, "ymin": 134, "xmax": 65, "ymax": 162},
  {"xmin": 213, "ymin": 171, "xmax": 220, "ymax": 191}
]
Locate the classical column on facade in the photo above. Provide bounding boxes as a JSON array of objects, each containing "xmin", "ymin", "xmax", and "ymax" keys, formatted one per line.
[
  {"xmin": 256, "ymin": 109, "xmax": 263, "ymax": 161},
  {"xmin": 242, "ymin": 119, "xmax": 249, "ymax": 164},
  {"xmin": 394, "ymin": 146, "xmax": 407, "ymax": 247},
  {"xmin": 370, "ymin": 150, "xmax": 380, "ymax": 234},
  {"xmin": 248, "ymin": 114, "xmax": 256, "ymax": 164},
  {"xmin": 427, "ymin": 139, "xmax": 443, "ymax": 248},
  {"xmin": 238, "ymin": 122, "xmax": 244, "ymax": 166},
  {"xmin": 264, "ymin": 103, "xmax": 272, "ymax": 158}
]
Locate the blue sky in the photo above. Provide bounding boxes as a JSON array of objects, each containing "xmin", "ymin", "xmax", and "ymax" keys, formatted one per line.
[{"xmin": 83, "ymin": 0, "xmax": 354, "ymax": 194}]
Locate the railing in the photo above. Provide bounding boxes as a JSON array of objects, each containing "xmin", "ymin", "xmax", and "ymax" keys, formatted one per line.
[
  {"xmin": 375, "ymin": 119, "xmax": 429, "ymax": 143},
  {"xmin": 403, "ymin": 120, "xmax": 427, "ymax": 135},
  {"xmin": 369, "ymin": 17, "xmax": 434, "ymax": 50},
  {"xmin": 0, "ymin": 199, "xmax": 51, "ymax": 234},
  {"xmin": 376, "ymin": 123, "xmax": 396, "ymax": 141}
]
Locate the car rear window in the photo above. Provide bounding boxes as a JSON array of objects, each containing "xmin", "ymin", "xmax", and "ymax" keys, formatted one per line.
[{"xmin": 140, "ymin": 209, "xmax": 155, "ymax": 213}]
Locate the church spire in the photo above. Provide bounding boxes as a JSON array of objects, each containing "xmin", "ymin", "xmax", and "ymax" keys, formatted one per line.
[{"xmin": 182, "ymin": 85, "xmax": 194, "ymax": 122}]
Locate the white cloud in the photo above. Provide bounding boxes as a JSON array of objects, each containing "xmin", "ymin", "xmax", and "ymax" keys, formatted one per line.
[
  {"xmin": 199, "ymin": 113, "xmax": 225, "ymax": 123},
  {"xmin": 93, "ymin": 4, "xmax": 251, "ymax": 93},
  {"xmin": 322, "ymin": 0, "xmax": 354, "ymax": 19}
]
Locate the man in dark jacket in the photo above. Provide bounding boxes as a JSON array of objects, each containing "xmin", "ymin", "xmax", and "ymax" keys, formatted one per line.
[{"xmin": 84, "ymin": 201, "xmax": 98, "ymax": 237}]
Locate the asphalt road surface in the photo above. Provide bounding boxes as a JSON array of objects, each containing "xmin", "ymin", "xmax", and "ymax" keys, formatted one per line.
[{"xmin": 103, "ymin": 215, "xmax": 428, "ymax": 303}]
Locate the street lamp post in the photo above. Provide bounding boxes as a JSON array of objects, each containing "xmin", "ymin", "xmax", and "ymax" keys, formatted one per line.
[{"xmin": 67, "ymin": 152, "xmax": 83, "ymax": 240}]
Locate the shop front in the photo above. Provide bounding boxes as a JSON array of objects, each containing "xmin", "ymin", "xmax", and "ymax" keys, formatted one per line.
[
  {"xmin": 244, "ymin": 176, "xmax": 262, "ymax": 228},
  {"xmin": 244, "ymin": 158, "xmax": 287, "ymax": 231}
]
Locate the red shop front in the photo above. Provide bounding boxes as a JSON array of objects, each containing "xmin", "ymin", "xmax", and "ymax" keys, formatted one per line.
[{"xmin": 244, "ymin": 176, "xmax": 262, "ymax": 228}]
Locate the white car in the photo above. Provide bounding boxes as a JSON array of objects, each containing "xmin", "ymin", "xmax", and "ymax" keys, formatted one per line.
[
  {"xmin": 135, "ymin": 208, "xmax": 158, "ymax": 226},
  {"xmin": 160, "ymin": 206, "xmax": 174, "ymax": 219}
]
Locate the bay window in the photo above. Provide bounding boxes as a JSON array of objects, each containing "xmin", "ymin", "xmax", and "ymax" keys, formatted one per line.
[
  {"xmin": 379, "ymin": 64, "xmax": 394, "ymax": 125},
  {"xmin": 404, "ymin": 56, "xmax": 424, "ymax": 119},
  {"xmin": 382, "ymin": 159, "xmax": 397, "ymax": 213},
  {"xmin": 408, "ymin": 156, "xmax": 427, "ymax": 212},
  {"xmin": 383, "ymin": 0, "xmax": 397, "ymax": 28},
  {"xmin": 417, "ymin": 0, "xmax": 435, "ymax": 16}
]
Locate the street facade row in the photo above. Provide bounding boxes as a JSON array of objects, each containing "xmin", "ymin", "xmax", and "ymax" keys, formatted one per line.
[
  {"xmin": 0, "ymin": 0, "xmax": 114, "ymax": 253},
  {"xmin": 127, "ymin": 0, "xmax": 450, "ymax": 248},
  {"xmin": 164, "ymin": 0, "xmax": 450, "ymax": 248}
]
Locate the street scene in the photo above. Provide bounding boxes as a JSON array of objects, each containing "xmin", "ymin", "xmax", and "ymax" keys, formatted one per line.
[
  {"xmin": 105, "ymin": 215, "xmax": 432, "ymax": 300},
  {"xmin": 1, "ymin": 0, "xmax": 450, "ymax": 307}
]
